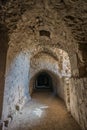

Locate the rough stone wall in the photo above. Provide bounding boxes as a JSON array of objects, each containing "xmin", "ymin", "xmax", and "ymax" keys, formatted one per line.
[
  {"xmin": 0, "ymin": 0, "xmax": 87, "ymax": 75},
  {"xmin": 0, "ymin": 1, "xmax": 87, "ymax": 130},
  {"xmin": 30, "ymin": 52, "xmax": 62, "ymax": 78},
  {"xmin": 70, "ymin": 78, "xmax": 87, "ymax": 130},
  {"xmin": 0, "ymin": 24, "xmax": 8, "ymax": 119}
]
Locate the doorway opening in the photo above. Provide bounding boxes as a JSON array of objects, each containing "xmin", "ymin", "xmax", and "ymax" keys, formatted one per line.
[{"xmin": 34, "ymin": 72, "xmax": 53, "ymax": 91}]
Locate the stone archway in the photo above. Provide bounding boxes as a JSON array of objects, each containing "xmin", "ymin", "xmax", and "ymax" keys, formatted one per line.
[
  {"xmin": 29, "ymin": 69, "xmax": 61, "ymax": 97},
  {"xmin": 35, "ymin": 71, "xmax": 53, "ymax": 90}
]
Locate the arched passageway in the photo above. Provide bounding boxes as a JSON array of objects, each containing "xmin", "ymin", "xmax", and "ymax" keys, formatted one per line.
[
  {"xmin": 6, "ymin": 66, "xmax": 81, "ymax": 130},
  {"xmin": 1, "ymin": 4, "xmax": 86, "ymax": 130},
  {"xmin": 0, "ymin": 1, "xmax": 87, "ymax": 130},
  {"xmin": 29, "ymin": 69, "xmax": 62, "ymax": 98},
  {"xmin": 35, "ymin": 72, "xmax": 53, "ymax": 90}
]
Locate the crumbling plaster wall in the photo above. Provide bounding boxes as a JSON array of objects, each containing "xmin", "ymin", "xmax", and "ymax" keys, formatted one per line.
[{"xmin": 2, "ymin": 47, "xmax": 31, "ymax": 120}]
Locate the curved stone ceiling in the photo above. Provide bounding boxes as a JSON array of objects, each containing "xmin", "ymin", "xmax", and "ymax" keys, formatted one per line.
[
  {"xmin": 0, "ymin": 0, "xmax": 87, "ymax": 76},
  {"xmin": 0, "ymin": 0, "xmax": 87, "ymax": 45}
]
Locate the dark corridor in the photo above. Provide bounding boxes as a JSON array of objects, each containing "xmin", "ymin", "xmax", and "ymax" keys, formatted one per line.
[{"xmin": 35, "ymin": 72, "xmax": 53, "ymax": 90}]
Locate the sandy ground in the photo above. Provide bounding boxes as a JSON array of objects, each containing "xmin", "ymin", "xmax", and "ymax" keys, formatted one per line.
[{"xmin": 8, "ymin": 90, "xmax": 81, "ymax": 130}]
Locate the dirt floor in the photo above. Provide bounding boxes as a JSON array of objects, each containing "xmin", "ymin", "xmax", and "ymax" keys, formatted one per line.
[{"xmin": 8, "ymin": 90, "xmax": 81, "ymax": 130}]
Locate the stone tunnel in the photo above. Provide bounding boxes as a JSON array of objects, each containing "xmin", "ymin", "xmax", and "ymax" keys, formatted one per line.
[{"xmin": 0, "ymin": 0, "xmax": 87, "ymax": 130}]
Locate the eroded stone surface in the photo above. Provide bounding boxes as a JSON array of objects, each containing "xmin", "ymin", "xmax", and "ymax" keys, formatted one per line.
[{"xmin": 0, "ymin": 1, "xmax": 87, "ymax": 130}]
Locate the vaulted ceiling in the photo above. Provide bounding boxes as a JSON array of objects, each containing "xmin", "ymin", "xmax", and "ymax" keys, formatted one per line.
[
  {"xmin": 0, "ymin": 0, "xmax": 87, "ymax": 74},
  {"xmin": 0, "ymin": 0, "xmax": 87, "ymax": 44}
]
